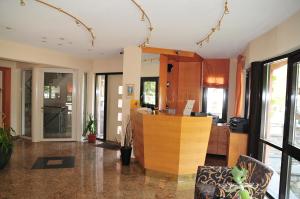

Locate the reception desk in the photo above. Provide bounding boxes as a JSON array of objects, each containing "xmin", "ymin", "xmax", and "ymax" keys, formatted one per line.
[{"xmin": 131, "ymin": 110, "xmax": 212, "ymax": 175}]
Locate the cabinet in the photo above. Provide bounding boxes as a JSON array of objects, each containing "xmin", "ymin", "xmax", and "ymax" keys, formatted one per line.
[
  {"xmin": 207, "ymin": 124, "xmax": 229, "ymax": 155},
  {"xmin": 227, "ymin": 132, "xmax": 248, "ymax": 167}
]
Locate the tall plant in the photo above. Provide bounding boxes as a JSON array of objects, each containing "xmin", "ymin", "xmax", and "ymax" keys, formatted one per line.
[
  {"xmin": 83, "ymin": 114, "xmax": 96, "ymax": 137},
  {"xmin": 122, "ymin": 118, "xmax": 132, "ymax": 148}
]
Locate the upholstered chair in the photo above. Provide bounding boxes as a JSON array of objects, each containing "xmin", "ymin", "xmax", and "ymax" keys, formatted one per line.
[{"xmin": 194, "ymin": 155, "xmax": 273, "ymax": 199}]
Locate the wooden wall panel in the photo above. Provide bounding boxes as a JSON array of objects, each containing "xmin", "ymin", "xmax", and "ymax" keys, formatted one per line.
[
  {"xmin": 131, "ymin": 110, "xmax": 145, "ymax": 167},
  {"xmin": 166, "ymin": 60, "xmax": 179, "ymax": 110},
  {"xmin": 159, "ymin": 55, "xmax": 168, "ymax": 110},
  {"xmin": 177, "ymin": 62, "xmax": 202, "ymax": 114},
  {"xmin": 227, "ymin": 132, "xmax": 248, "ymax": 167},
  {"xmin": 178, "ymin": 116, "xmax": 212, "ymax": 175},
  {"xmin": 143, "ymin": 114, "xmax": 182, "ymax": 175},
  {"xmin": 0, "ymin": 67, "xmax": 11, "ymax": 127}
]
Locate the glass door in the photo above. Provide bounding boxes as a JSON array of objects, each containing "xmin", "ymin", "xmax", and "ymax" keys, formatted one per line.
[
  {"xmin": 22, "ymin": 70, "xmax": 32, "ymax": 137},
  {"xmin": 42, "ymin": 69, "xmax": 76, "ymax": 140}
]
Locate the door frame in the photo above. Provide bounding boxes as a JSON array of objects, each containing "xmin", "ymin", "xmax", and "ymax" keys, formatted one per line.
[
  {"xmin": 40, "ymin": 68, "xmax": 78, "ymax": 141},
  {"xmin": 94, "ymin": 72, "xmax": 123, "ymax": 141}
]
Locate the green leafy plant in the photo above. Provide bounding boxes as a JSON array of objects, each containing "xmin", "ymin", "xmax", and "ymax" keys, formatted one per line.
[
  {"xmin": 0, "ymin": 127, "xmax": 15, "ymax": 155},
  {"xmin": 231, "ymin": 166, "xmax": 251, "ymax": 199},
  {"xmin": 82, "ymin": 114, "xmax": 96, "ymax": 137}
]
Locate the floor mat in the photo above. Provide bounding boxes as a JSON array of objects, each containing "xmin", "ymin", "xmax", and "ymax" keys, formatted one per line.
[{"xmin": 96, "ymin": 142, "xmax": 120, "ymax": 150}]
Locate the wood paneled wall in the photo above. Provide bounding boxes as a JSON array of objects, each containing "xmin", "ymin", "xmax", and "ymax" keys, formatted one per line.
[
  {"xmin": 159, "ymin": 55, "xmax": 168, "ymax": 110},
  {"xmin": 177, "ymin": 62, "xmax": 201, "ymax": 113}
]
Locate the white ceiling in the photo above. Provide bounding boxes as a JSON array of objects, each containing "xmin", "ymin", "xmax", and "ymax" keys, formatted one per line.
[{"xmin": 0, "ymin": 0, "xmax": 300, "ymax": 59}]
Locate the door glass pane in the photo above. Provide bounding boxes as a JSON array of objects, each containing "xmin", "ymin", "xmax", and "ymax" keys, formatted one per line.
[
  {"xmin": 261, "ymin": 143, "xmax": 282, "ymax": 199},
  {"xmin": 95, "ymin": 75, "xmax": 105, "ymax": 139},
  {"xmin": 206, "ymin": 88, "xmax": 224, "ymax": 119},
  {"xmin": 290, "ymin": 62, "xmax": 300, "ymax": 149},
  {"xmin": 288, "ymin": 157, "xmax": 300, "ymax": 199},
  {"xmin": 143, "ymin": 81, "xmax": 156, "ymax": 106},
  {"xmin": 261, "ymin": 58, "xmax": 288, "ymax": 147},
  {"xmin": 23, "ymin": 70, "xmax": 32, "ymax": 137},
  {"xmin": 43, "ymin": 72, "xmax": 73, "ymax": 138}
]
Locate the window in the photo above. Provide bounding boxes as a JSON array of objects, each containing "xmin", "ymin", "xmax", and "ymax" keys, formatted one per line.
[
  {"xmin": 251, "ymin": 50, "xmax": 300, "ymax": 199},
  {"xmin": 202, "ymin": 87, "xmax": 228, "ymax": 123},
  {"xmin": 140, "ymin": 77, "xmax": 159, "ymax": 108}
]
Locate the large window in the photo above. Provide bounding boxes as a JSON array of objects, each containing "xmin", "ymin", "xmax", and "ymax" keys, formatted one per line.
[
  {"xmin": 255, "ymin": 50, "xmax": 300, "ymax": 199},
  {"xmin": 202, "ymin": 87, "xmax": 227, "ymax": 122}
]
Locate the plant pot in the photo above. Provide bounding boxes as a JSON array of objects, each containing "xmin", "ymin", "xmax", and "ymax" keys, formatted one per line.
[
  {"xmin": 120, "ymin": 146, "xmax": 132, "ymax": 166},
  {"xmin": 88, "ymin": 134, "xmax": 96, "ymax": 143},
  {"xmin": 0, "ymin": 147, "xmax": 12, "ymax": 169}
]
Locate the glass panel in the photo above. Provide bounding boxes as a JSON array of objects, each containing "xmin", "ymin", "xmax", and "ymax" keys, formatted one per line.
[
  {"xmin": 206, "ymin": 88, "xmax": 224, "ymax": 119},
  {"xmin": 23, "ymin": 70, "xmax": 32, "ymax": 137},
  {"xmin": 261, "ymin": 58, "xmax": 288, "ymax": 147},
  {"xmin": 95, "ymin": 75, "xmax": 105, "ymax": 139},
  {"xmin": 118, "ymin": 86, "xmax": 123, "ymax": 95},
  {"xmin": 288, "ymin": 157, "xmax": 300, "ymax": 199},
  {"xmin": 143, "ymin": 81, "xmax": 156, "ymax": 105},
  {"xmin": 43, "ymin": 72, "xmax": 73, "ymax": 138},
  {"xmin": 118, "ymin": 99, "xmax": 122, "ymax": 108},
  {"xmin": 261, "ymin": 143, "xmax": 282, "ymax": 199},
  {"xmin": 82, "ymin": 73, "xmax": 87, "ymax": 132},
  {"xmin": 117, "ymin": 112, "xmax": 122, "ymax": 122},
  {"xmin": 290, "ymin": 62, "xmax": 300, "ymax": 149}
]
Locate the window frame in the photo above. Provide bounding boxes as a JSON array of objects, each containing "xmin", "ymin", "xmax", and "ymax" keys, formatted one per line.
[
  {"xmin": 140, "ymin": 77, "xmax": 159, "ymax": 108},
  {"xmin": 250, "ymin": 48, "xmax": 300, "ymax": 199},
  {"xmin": 202, "ymin": 87, "xmax": 228, "ymax": 123}
]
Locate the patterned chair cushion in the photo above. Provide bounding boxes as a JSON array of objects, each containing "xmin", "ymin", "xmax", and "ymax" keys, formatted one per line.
[
  {"xmin": 195, "ymin": 166, "xmax": 233, "ymax": 199},
  {"xmin": 215, "ymin": 182, "xmax": 263, "ymax": 199}
]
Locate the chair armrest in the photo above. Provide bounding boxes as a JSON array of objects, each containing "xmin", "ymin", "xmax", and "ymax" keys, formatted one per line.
[{"xmin": 195, "ymin": 166, "xmax": 233, "ymax": 186}]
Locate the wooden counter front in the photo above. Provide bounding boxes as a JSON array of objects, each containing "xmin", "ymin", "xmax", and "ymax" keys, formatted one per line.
[{"xmin": 131, "ymin": 110, "xmax": 212, "ymax": 175}]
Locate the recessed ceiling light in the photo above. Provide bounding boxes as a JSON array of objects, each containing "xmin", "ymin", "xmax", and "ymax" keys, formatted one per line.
[
  {"xmin": 59, "ymin": 37, "xmax": 64, "ymax": 41},
  {"xmin": 5, "ymin": 26, "xmax": 13, "ymax": 30}
]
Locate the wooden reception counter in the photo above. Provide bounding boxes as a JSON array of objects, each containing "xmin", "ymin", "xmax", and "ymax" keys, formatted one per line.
[{"xmin": 131, "ymin": 110, "xmax": 212, "ymax": 176}]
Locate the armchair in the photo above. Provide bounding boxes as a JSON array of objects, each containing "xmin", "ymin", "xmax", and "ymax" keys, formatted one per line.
[{"xmin": 194, "ymin": 155, "xmax": 273, "ymax": 199}]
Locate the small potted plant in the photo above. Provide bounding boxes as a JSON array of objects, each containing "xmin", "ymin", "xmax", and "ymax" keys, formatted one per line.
[
  {"xmin": 83, "ymin": 114, "xmax": 96, "ymax": 143},
  {"xmin": 0, "ymin": 127, "xmax": 14, "ymax": 169},
  {"xmin": 120, "ymin": 119, "xmax": 133, "ymax": 166},
  {"xmin": 230, "ymin": 166, "xmax": 251, "ymax": 199}
]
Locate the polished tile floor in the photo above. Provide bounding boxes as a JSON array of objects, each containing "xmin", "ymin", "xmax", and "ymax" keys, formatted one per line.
[{"xmin": 0, "ymin": 139, "xmax": 197, "ymax": 199}]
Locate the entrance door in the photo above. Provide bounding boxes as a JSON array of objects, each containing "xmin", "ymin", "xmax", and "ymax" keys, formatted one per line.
[
  {"xmin": 95, "ymin": 74, "xmax": 123, "ymax": 141},
  {"xmin": 106, "ymin": 75, "xmax": 123, "ymax": 141},
  {"xmin": 42, "ymin": 69, "xmax": 76, "ymax": 140},
  {"xmin": 0, "ymin": 71, "xmax": 2, "ymax": 127}
]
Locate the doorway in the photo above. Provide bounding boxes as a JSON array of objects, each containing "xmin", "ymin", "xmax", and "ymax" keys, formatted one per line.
[
  {"xmin": 41, "ymin": 69, "xmax": 76, "ymax": 140},
  {"xmin": 95, "ymin": 73, "xmax": 123, "ymax": 141}
]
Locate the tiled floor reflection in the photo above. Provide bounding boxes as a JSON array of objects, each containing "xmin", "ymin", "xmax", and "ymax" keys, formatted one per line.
[{"xmin": 0, "ymin": 139, "xmax": 195, "ymax": 199}]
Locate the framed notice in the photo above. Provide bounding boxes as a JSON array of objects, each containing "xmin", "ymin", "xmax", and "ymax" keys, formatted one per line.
[{"xmin": 126, "ymin": 84, "xmax": 134, "ymax": 98}]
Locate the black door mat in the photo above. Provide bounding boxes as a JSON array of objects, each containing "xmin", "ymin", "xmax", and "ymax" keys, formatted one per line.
[
  {"xmin": 32, "ymin": 156, "xmax": 75, "ymax": 169},
  {"xmin": 96, "ymin": 142, "xmax": 120, "ymax": 150}
]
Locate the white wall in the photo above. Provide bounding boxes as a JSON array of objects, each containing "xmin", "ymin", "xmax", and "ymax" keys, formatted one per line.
[
  {"xmin": 141, "ymin": 60, "xmax": 159, "ymax": 77},
  {"xmin": 122, "ymin": 46, "xmax": 141, "ymax": 143},
  {"xmin": 227, "ymin": 58, "xmax": 237, "ymax": 121},
  {"xmin": 92, "ymin": 55, "xmax": 123, "ymax": 73},
  {"xmin": 243, "ymin": 10, "xmax": 300, "ymax": 67}
]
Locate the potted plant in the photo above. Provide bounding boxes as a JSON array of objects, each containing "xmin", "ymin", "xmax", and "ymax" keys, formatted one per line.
[
  {"xmin": 120, "ymin": 119, "xmax": 133, "ymax": 166},
  {"xmin": 83, "ymin": 114, "xmax": 96, "ymax": 143},
  {"xmin": 0, "ymin": 127, "xmax": 14, "ymax": 169},
  {"xmin": 230, "ymin": 166, "xmax": 251, "ymax": 199}
]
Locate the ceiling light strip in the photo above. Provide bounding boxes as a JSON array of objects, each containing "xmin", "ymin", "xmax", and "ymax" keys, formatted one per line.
[
  {"xmin": 130, "ymin": 0, "xmax": 154, "ymax": 47},
  {"xmin": 196, "ymin": 0, "xmax": 229, "ymax": 47},
  {"xmin": 21, "ymin": 0, "xmax": 95, "ymax": 47}
]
